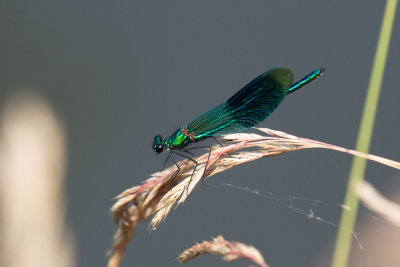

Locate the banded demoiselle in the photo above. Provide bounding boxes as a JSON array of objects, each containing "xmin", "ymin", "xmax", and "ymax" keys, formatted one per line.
[{"xmin": 153, "ymin": 67, "xmax": 325, "ymax": 184}]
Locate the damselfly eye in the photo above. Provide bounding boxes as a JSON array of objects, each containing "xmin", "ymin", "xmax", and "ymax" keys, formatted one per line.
[
  {"xmin": 154, "ymin": 144, "xmax": 163, "ymax": 153},
  {"xmin": 152, "ymin": 135, "xmax": 164, "ymax": 153}
]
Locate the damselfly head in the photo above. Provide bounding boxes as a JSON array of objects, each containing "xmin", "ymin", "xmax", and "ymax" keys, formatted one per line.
[{"xmin": 152, "ymin": 135, "xmax": 164, "ymax": 153}]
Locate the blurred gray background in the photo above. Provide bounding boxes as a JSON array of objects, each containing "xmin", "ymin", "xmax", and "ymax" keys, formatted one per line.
[{"xmin": 1, "ymin": 1, "xmax": 399, "ymax": 266}]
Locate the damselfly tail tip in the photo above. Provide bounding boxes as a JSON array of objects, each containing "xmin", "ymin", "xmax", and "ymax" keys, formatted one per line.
[{"xmin": 318, "ymin": 67, "xmax": 326, "ymax": 75}]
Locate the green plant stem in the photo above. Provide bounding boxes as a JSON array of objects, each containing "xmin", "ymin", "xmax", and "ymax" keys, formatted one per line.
[{"xmin": 331, "ymin": 1, "xmax": 398, "ymax": 267}]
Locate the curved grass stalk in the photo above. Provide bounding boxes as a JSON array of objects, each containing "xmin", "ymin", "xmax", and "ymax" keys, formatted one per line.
[
  {"xmin": 107, "ymin": 127, "xmax": 400, "ymax": 267},
  {"xmin": 355, "ymin": 181, "xmax": 400, "ymax": 228}
]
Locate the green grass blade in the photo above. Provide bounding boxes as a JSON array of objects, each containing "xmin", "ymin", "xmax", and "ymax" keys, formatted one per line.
[{"xmin": 331, "ymin": 1, "xmax": 398, "ymax": 267}]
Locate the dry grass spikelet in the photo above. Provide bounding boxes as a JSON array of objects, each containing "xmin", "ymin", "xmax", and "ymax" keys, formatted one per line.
[
  {"xmin": 107, "ymin": 127, "xmax": 400, "ymax": 267},
  {"xmin": 177, "ymin": 235, "xmax": 269, "ymax": 267}
]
